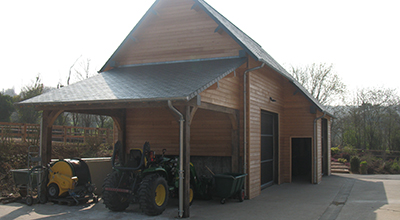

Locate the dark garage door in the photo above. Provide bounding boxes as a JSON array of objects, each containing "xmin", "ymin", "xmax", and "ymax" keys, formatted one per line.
[{"xmin": 261, "ymin": 111, "xmax": 278, "ymax": 188}]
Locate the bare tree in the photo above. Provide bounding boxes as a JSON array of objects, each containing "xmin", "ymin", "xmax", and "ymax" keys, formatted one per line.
[
  {"xmin": 67, "ymin": 55, "xmax": 82, "ymax": 86},
  {"xmin": 288, "ymin": 63, "xmax": 346, "ymax": 105},
  {"xmin": 332, "ymin": 87, "xmax": 400, "ymax": 151},
  {"xmin": 75, "ymin": 58, "xmax": 93, "ymax": 81}
]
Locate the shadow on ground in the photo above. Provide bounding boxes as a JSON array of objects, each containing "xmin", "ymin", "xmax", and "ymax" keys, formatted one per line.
[{"xmin": 1, "ymin": 174, "xmax": 398, "ymax": 220}]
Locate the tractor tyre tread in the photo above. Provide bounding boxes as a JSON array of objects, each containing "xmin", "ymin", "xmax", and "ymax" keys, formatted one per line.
[
  {"xmin": 138, "ymin": 174, "xmax": 169, "ymax": 216},
  {"xmin": 102, "ymin": 171, "xmax": 129, "ymax": 212}
]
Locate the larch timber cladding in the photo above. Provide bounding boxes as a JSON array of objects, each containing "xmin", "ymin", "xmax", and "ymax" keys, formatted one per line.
[
  {"xmin": 200, "ymin": 70, "xmax": 243, "ymax": 110},
  {"xmin": 247, "ymin": 63, "xmax": 327, "ymax": 198},
  {"xmin": 113, "ymin": 0, "xmax": 243, "ymax": 66},
  {"xmin": 247, "ymin": 67, "xmax": 284, "ymax": 199},
  {"xmin": 125, "ymin": 108, "xmax": 232, "ymax": 157},
  {"xmin": 281, "ymin": 80, "xmax": 316, "ymax": 184}
]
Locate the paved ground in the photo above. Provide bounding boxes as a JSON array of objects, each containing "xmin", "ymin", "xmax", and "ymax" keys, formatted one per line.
[{"xmin": 1, "ymin": 174, "xmax": 400, "ymax": 219}]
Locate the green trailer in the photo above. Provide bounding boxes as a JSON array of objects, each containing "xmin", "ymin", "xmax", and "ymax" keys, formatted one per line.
[{"xmin": 212, "ymin": 173, "xmax": 247, "ymax": 204}]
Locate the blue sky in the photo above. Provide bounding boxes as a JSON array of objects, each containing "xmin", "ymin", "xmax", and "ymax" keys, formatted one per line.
[{"xmin": 1, "ymin": 0, "xmax": 399, "ymax": 99}]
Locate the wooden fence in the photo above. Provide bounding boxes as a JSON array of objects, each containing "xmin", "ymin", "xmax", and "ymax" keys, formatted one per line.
[{"xmin": 0, "ymin": 122, "xmax": 113, "ymax": 144}]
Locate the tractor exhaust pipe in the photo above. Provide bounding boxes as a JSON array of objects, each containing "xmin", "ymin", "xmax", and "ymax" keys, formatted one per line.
[{"xmin": 168, "ymin": 100, "xmax": 185, "ymax": 218}]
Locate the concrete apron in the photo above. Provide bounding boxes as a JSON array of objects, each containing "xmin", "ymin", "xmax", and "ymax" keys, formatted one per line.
[{"xmin": 1, "ymin": 174, "xmax": 400, "ymax": 220}]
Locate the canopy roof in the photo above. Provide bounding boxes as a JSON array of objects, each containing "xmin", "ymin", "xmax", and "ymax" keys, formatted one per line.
[{"xmin": 19, "ymin": 57, "xmax": 246, "ymax": 106}]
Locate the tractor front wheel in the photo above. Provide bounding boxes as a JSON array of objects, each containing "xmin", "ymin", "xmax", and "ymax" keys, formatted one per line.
[
  {"xmin": 102, "ymin": 171, "xmax": 130, "ymax": 211},
  {"xmin": 139, "ymin": 174, "xmax": 169, "ymax": 216}
]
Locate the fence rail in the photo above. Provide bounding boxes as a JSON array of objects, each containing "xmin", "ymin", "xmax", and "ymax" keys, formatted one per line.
[{"xmin": 0, "ymin": 122, "xmax": 113, "ymax": 144}]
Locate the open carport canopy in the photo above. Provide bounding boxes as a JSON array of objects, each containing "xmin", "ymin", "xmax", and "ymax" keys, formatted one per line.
[{"xmin": 18, "ymin": 57, "xmax": 247, "ymax": 107}]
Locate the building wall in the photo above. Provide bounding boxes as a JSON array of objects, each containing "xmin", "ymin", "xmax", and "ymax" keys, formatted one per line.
[
  {"xmin": 200, "ymin": 69, "xmax": 245, "ymax": 110},
  {"xmin": 247, "ymin": 62, "xmax": 285, "ymax": 199},
  {"xmin": 245, "ymin": 58, "xmax": 332, "ymax": 198},
  {"xmin": 119, "ymin": 59, "xmax": 332, "ymax": 200},
  {"xmin": 105, "ymin": 0, "xmax": 243, "ymax": 71},
  {"xmin": 125, "ymin": 107, "xmax": 232, "ymax": 157}
]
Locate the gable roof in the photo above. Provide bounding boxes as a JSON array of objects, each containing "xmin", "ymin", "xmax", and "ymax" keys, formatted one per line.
[
  {"xmin": 20, "ymin": 0, "xmax": 331, "ymax": 116},
  {"xmin": 99, "ymin": 0, "xmax": 331, "ymax": 116},
  {"xmin": 195, "ymin": 0, "xmax": 331, "ymax": 116},
  {"xmin": 19, "ymin": 57, "xmax": 246, "ymax": 106}
]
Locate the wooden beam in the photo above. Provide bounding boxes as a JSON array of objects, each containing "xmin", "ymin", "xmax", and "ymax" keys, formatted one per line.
[
  {"xmin": 67, "ymin": 109, "xmax": 125, "ymax": 117},
  {"xmin": 226, "ymin": 71, "xmax": 236, "ymax": 78},
  {"xmin": 40, "ymin": 110, "xmax": 63, "ymax": 165},
  {"xmin": 208, "ymin": 82, "xmax": 219, "ymax": 90},
  {"xmin": 198, "ymin": 102, "xmax": 237, "ymax": 115},
  {"xmin": 228, "ymin": 113, "xmax": 238, "ymax": 130},
  {"xmin": 188, "ymin": 106, "xmax": 198, "ymax": 126},
  {"xmin": 191, "ymin": 2, "xmax": 201, "ymax": 11},
  {"xmin": 33, "ymin": 100, "xmax": 191, "ymax": 111},
  {"xmin": 110, "ymin": 109, "xmax": 126, "ymax": 145}
]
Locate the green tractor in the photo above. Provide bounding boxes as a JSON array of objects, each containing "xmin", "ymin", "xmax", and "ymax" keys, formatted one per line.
[{"xmin": 102, "ymin": 141, "xmax": 210, "ymax": 216}]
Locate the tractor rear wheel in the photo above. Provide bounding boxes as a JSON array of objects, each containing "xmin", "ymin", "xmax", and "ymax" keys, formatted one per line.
[
  {"xmin": 139, "ymin": 174, "xmax": 169, "ymax": 216},
  {"xmin": 189, "ymin": 185, "xmax": 194, "ymax": 205},
  {"xmin": 102, "ymin": 171, "xmax": 130, "ymax": 211}
]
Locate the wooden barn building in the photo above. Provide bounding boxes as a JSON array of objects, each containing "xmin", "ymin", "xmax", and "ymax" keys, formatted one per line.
[{"xmin": 19, "ymin": 0, "xmax": 333, "ymax": 217}]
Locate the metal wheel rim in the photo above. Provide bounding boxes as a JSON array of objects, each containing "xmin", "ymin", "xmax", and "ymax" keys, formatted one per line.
[
  {"xmin": 155, "ymin": 184, "xmax": 166, "ymax": 206},
  {"xmin": 189, "ymin": 188, "xmax": 194, "ymax": 203}
]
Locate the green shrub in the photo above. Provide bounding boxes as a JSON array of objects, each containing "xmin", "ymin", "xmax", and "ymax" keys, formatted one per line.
[
  {"xmin": 342, "ymin": 145, "xmax": 357, "ymax": 156},
  {"xmin": 360, "ymin": 161, "xmax": 368, "ymax": 174},
  {"xmin": 350, "ymin": 156, "xmax": 361, "ymax": 173},
  {"xmin": 338, "ymin": 158, "xmax": 347, "ymax": 163},
  {"xmin": 331, "ymin": 147, "xmax": 340, "ymax": 156},
  {"xmin": 391, "ymin": 162, "xmax": 400, "ymax": 172}
]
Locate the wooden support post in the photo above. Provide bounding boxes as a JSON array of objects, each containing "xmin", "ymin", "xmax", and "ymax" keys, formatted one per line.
[
  {"xmin": 111, "ymin": 110, "xmax": 126, "ymax": 144},
  {"xmin": 183, "ymin": 106, "xmax": 191, "ymax": 218},
  {"xmin": 110, "ymin": 109, "xmax": 126, "ymax": 157},
  {"xmin": 22, "ymin": 124, "xmax": 27, "ymax": 142},
  {"xmin": 63, "ymin": 127, "xmax": 67, "ymax": 143},
  {"xmin": 40, "ymin": 110, "xmax": 63, "ymax": 165}
]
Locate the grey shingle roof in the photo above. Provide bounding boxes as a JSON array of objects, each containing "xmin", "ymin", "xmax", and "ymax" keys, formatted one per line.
[
  {"xmin": 196, "ymin": 0, "xmax": 331, "ymax": 116},
  {"xmin": 19, "ymin": 57, "xmax": 247, "ymax": 106}
]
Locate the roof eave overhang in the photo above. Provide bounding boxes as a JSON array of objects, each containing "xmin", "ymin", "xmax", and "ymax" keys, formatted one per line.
[{"xmin": 16, "ymin": 96, "xmax": 193, "ymax": 111}]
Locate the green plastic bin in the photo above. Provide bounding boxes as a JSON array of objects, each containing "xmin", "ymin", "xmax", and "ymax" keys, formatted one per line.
[{"xmin": 213, "ymin": 173, "xmax": 247, "ymax": 204}]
